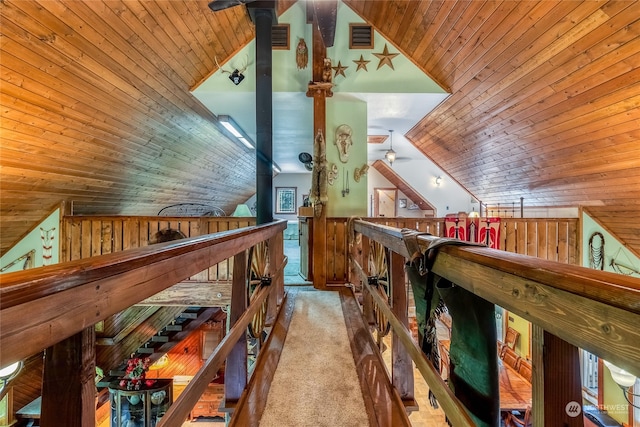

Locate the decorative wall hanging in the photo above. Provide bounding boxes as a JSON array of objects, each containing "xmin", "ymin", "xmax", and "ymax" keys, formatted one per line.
[
  {"xmin": 40, "ymin": 227, "xmax": 55, "ymax": 266},
  {"xmin": 327, "ymin": 163, "xmax": 338, "ymax": 185},
  {"xmin": 332, "ymin": 61, "xmax": 348, "ymax": 78},
  {"xmin": 0, "ymin": 249, "xmax": 35, "ymax": 272},
  {"xmin": 353, "ymin": 55, "xmax": 370, "ymax": 72},
  {"xmin": 296, "ymin": 38, "xmax": 308, "ymax": 69},
  {"xmin": 373, "ymin": 44, "xmax": 399, "ymax": 70},
  {"xmin": 215, "ymin": 55, "xmax": 250, "ymax": 85},
  {"xmin": 354, "ymin": 163, "xmax": 369, "ymax": 182},
  {"xmin": 342, "ymin": 168, "xmax": 350, "ymax": 197},
  {"xmin": 310, "ymin": 129, "xmax": 328, "ymax": 218},
  {"xmin": 334, "ymin": 124, "xmax": 353, "ymax": 163},
  {"xmin": 588, "ymin": 232, "xmax": 605, "ymax": 270},
  {"xmin": 610, "ymin": 247, "xmax": 640, "ymax": 276}
]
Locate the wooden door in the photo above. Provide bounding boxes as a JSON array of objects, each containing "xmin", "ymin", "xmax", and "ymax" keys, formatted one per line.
[{"xmin": 375, "ymin": 188, "xmax": 397, "ymax": 217}]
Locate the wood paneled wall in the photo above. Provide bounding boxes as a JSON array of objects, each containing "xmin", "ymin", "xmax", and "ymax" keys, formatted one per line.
[
  {"xmin": 62, "ymin": 216, "xmax": 256, "ymax": 281},
  {"xmin": 325, "ymin": 217, "xmax": 579, "ymax": 284}
]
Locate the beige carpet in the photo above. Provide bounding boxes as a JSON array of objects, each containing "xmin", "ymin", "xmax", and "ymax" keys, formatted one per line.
[{"xmin": 259, "ymin": 290, "xmax": 369, "ymax": 427}]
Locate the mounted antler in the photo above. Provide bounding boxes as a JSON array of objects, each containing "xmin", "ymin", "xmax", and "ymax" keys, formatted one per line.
[{"xmin": 215, "ymin": 54, "xmax": 250, "ymax": 85}]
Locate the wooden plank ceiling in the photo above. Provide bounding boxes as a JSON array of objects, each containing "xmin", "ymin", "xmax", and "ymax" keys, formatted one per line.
[{"xmin": 2, "ymin": 0, "xmax": 639, "ymax": 257}]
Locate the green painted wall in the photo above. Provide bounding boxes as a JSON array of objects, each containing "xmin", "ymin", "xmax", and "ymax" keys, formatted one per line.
[
  {"xmin": 0, "ymin": 209, "xmax": 60, "ymax": 272},
  {"xmin": 326, "ymin": 96, "xmax": 367, "ymax": 217}
]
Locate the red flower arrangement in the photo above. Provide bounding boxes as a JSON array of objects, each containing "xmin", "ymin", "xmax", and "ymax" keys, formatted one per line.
[{"xmin": 119, "ymin": 354, "xmax": 156, "ymax": 390}]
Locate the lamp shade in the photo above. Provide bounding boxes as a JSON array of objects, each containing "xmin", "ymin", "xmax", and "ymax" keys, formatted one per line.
[
  {"xmin": 604, "ymin": 360, "xmax": 637, "ymax": 388},
  {"xmin": 232, "ymin": 204, "xmax": 253, "ymax": 217}
]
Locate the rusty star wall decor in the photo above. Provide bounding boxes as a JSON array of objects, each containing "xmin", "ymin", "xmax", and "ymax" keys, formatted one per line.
[
  {"xmin": 332, "ymin": 61, "xmax": 348, "ymax": 78},
  {"xmin": 373, "ymin": 44, "xmax": 399, "ymax": 70},
  {"xmin": 353, "ymin": 55, "xmax": 370, "ymax": 72}
]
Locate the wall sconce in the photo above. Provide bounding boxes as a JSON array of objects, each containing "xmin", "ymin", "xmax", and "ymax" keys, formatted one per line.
[
  {"xmin": 385, "ymin": 130, "xmax": 396, "ymax": 166},
  {"xmin": 435, "ymin": 176, "xmax": 442, "ymax": 186},
  {"xmin": 218, "ymin": 115, "xmax": 255, "ymax": 150},
  {"xmin": 603, "ymin": 360, "xmax": 639, "ymax": 409}
]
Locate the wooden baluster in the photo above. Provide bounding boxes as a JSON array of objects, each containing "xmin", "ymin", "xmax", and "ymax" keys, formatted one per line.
[
  {"xmin": 390, "ymin": 250, "xmax": 416, "ymax": 410},
  {"xmin": 224, "ymin": 250, "xmax": 248, "ymax": 410}
]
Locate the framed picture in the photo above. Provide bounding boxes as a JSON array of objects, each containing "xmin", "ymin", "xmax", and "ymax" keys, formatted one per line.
[
  {"xmin": 276, "ymin": 187, "xmax": 297, "ymax": 214},
  {"xmin": 399, "ymin": 198, "xmax": 407, "ymax": 208}
]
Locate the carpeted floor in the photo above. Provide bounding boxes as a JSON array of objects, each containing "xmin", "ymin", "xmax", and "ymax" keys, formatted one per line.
[{"xmin": 258, "ymin": 290, "xmax": 369, "ymax": 427}]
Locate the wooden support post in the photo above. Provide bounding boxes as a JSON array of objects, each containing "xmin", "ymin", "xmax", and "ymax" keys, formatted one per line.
[
  {"xmin": 41, "ymin": 327, "xmax": 95, "ymax": 427},
  {"xmin": 309, "ymin": 18, "xmax": 328, "ymax": 290},
  {"xmin": 224, "ymin": 250, "xmax": 249, "ymax": 408},
  {"xmin": 390, "ymin": 251, "xmax": 415, "ymax": 409}
]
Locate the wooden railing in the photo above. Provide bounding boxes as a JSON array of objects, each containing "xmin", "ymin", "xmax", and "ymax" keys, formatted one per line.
[
  {"xmin": 322, "ymin": 217, "xmax": 579, "ymax": 284},
  {"xmin": 0, "ymin": 219, "xmax": 287, "ymax": 426},
  {"xmin": 350, "ymin": 219, "xmax": 640, "ymax": 427}
]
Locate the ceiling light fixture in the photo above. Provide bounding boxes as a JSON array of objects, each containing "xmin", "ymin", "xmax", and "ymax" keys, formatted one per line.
[
  {"xmin": 435, "ymin": 176, "xmax": 442, "ymax": 186},
  {"xmin": 218, "ymin": 115, "xmax": 255, "ymax": 150},
  {"xmin": 385, "ymin": 130, "xmax": 396, "ymax": 166}
]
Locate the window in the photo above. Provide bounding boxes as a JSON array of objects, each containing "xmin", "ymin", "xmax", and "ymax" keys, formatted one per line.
[{"xmin": 276, "ymin": 187, "xmax": 297, "ymax": 214}]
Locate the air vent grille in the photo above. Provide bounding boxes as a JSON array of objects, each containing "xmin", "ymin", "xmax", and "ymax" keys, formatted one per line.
[
  {"xmin": 272, "ymin": 24, "xmax": 290, "ymax": 50},
  {"xmin": 350, "ymin": 24, "xmax": 373, "ymax": 49}
]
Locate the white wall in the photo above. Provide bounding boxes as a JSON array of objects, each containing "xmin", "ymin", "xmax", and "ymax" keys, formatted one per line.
[{"xmin": 367, "ymin": 167, "xmax": 473, "ymax": 218}]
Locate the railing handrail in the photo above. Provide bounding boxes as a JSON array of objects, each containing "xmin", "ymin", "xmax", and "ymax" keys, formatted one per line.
[
  {"xmin": 352, "ymin": 219, "xmax": 640, "ymax": 376},
  {"xmin": 0, "ymin": 219, "xmax": 287, "ymax": 367}
]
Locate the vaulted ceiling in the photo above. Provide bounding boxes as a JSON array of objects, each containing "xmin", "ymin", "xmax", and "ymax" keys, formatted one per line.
[{"xmin": 1, "ymin": 0, "xmax": 639, "ymax": 257}]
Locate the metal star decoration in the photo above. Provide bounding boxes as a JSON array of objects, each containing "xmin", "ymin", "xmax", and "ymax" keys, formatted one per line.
[
  {"xmin": 353, "ymin": 55, "xmax": 370, "ymax": 72},
  {"xmin": 332, "ymin": 61, "xmax": 348, "ymax": 78},
  {"xmin": 373, "ymin": 44, "xmax": 399, "ymax": 70}
]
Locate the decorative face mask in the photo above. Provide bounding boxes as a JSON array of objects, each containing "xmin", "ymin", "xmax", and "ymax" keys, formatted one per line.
[{"xmin": 334, "ymin": 124, "xmax": 353, "ymax": 163}]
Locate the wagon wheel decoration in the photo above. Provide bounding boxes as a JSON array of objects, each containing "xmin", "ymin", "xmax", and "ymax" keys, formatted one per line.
[
  {"xmin": 247, "ymin": 241, "xmax": 269, "ymax": 339},
  {"xmin": 369, "ymin": 241, "xmax": 391, "ymax": 337}
]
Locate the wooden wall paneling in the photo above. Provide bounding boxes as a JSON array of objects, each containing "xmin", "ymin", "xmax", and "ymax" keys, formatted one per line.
[
  {"xmin": 546, "ymin": 221, "xmax": 558, "ymax": 263},
  {"xmin": 69, "ymin": 220, "xmax": 82, "ymax": 262},
  {"xmin": 504, "ymin": 221, "xmax": 517, "ymax": 253},
  {"xmin": 567, "ymin": 219, "xmax": 579, "ymax": 266},
  {"xmin": 537, "ymin": 220, "xmax": 548, "ymax": 260},
  {"xmin": 112, "ymin": 220, "xmax": 123, "ymax": 254},
  {"xmin": 101, "ymin": 220, "xmax": 113, "ymax": 255},
  {"xmin": 525, "ymin": 221, "xmax": 537, "ymax": 257},
  {"xmin": 327, "ymin": 219, "xmax": 337, "ymax": 282},
  {"xmin": 557, "ymin": 221, "xmax": 569, "ymax": 265},
  {"xmin": 516, "ymin": 220, "xmax": 527, "ymax": 255},
  {"xmin": 335, "ymin": 218, "xmax": 347, "ymax": 283}
]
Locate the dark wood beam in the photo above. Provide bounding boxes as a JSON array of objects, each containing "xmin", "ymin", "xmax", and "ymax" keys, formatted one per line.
[{"xmin": 41, "ymin": 328, "xmax": 95, "ymax": 427}]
